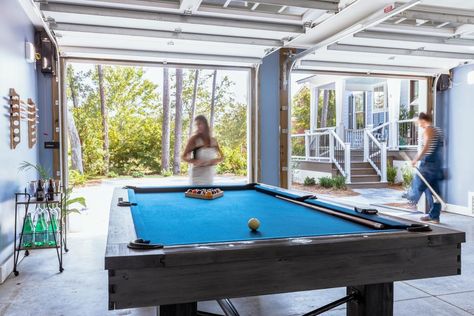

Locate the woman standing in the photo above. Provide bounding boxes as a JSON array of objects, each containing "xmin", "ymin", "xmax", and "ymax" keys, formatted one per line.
[{"xmin": 182, "ymin": 115, "xmax": 224, "ymax": 185}]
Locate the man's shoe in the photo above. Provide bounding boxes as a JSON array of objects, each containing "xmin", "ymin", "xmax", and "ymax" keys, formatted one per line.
[{"xmin": 420, "ymin": 215, "xmax": 440, "ymax": 224}]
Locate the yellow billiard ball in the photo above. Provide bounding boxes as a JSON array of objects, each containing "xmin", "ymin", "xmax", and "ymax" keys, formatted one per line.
[{"xmin": 248, "ymin": 218, "xmax": 260, "ymax": 231}]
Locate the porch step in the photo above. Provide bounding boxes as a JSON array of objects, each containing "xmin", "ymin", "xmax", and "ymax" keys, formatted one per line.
[
  {"xmin": 347, "ymin": 182, "xmax": 389, "ymax": 189},
  {"xmin": 351, "ymin": 167, "xmax": 377, "ymax": 176},
  {"xmin": 351, "ymin": 174, "xmax": 381, "ymax": 183}
]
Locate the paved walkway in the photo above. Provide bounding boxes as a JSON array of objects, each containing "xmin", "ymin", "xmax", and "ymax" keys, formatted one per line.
[{"xmin": 0, "ymin": 178, "xmax": 473, "ymax": 316}]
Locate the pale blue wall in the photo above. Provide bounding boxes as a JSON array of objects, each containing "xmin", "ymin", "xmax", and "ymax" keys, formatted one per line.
[
  {"xmin": 0, "ymin": 1, "xmax": 47, "ymax": 268},
  {"xmin": 437, "ymin": 65, "xmax": 474, "ymax": 207},
  {"xmin": 258, "ymin": 50, "xmax": 280, "ymax": 186}
]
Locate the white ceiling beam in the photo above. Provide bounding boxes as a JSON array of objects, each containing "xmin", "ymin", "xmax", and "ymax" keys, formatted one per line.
[
  {"xmin": 290, "ymin": 0, "xmax": 422, "ymax": 60},
  {"xmin": 252, "ymin": 0, "xmax": 338, "ymax": 11},
  {"xmin": 53, "ymin": 23, "xmax": 283, "ymax": 46},
  {"xmin": 59, "ymin": 46, "xmax": 262, "ymax": 64},
  {"xmin": 45, "ymin": 0, "xmax": 180, "ymax": 10},
  {"xmin": 198, "ymin": 5, "xmax": 301, "ymax": 22},
  {"xmin": 394, "ymin": 17, "xmax": 407, "ymax": 24},
  {"xmin": 278, "ymin": 6, "xmax": 287, "ymax": 14},
  {"xmin": 436, "ymin": 22, "xmax": 450, "ymax": 29},
  {"xmin": 354, "ymin": 30, "xmax": 474, "ymax": 47},
  {"xmin": 400, "ymin": 9, "xmax": 474, "ymax": 25},
  {"xmin": 327, "ymin": 43, "xmax": 474, "ymax": 60},
  {"xmin": 179, "ymin": 0, "xmax": 203, "ymax": 13},
  {"xmin": 223, "ymin": 0, "xmax": 232, "ymax": 8},
  {"xmin": 372, "ymin": 23, "xmax": 455, "ymax": 36},
  {"xmin": 251, "ymin": 3, "xmax": 260, "ymax": 11},
  {"xmin": 40, "ymin": 3, "xmax": 304, "ymax": 33},
  {"xmin": 298, "ymin": 60, "xmax": 449, "ymax": 75}
]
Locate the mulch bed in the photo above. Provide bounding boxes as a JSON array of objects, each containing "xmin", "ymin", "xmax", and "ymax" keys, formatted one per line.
[{"xmin": 291, "ymin": 183, "xmax": 360, "ymax": 197}]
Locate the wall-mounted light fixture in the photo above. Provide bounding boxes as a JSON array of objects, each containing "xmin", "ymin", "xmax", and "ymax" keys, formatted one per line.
[{"xmin": 25, "ymin": 42, "xmax": 36, "ymax": 63}]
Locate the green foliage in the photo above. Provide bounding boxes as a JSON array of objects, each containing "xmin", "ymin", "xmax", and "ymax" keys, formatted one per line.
[
  {"xmin": 402, "ymin": 165, "xmax": 414, "ymax": 188},
  {"xmin": 333, "ymin": 176, "xmax": 346, "ymax": 190},
  {"xmin": 18, "ymin": 161, "xmax": 51, "ymax": 180},
  {"xmin": 131, "ymin": 171, "xmax": 145, "ymax": 178},
  {"xmin": 107, "ymin": 171, "xmax": 119, "ymax": 178},
  {"xmin": 69, "ymin": 170, "xmax": 88, "ymax": 186},
  {"xmin": 161, "ymin": 169, "xmax": 173, "ymax": 177},
  {"xmin": 216, "ymin": 145, "xmax": 247, "ymax": 176},
  {"xmin": 292, "ymin": 86, "xmax": 311, "ymax": 133},
  {"xmin": 303, "ymin": 177, "xmax": 316, "ymax": 186},
  {"xmin": 62, "ymin": 187, "xmax": 87, "ymax": 218},
  {"xmin": 319, "ymin": 176, "xmax": 334, "ymax": 188},
  {"xmin": 387, "ymin": 164, "xmax": 398, "ymax": 184}
]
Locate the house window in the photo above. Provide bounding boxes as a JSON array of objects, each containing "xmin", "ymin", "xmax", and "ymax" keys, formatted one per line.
[
  {"xmin": 353, "ymin": 92, "xmax": 365, "ymax": 129},
  {"xmin": 373, "ymin": 84, "xmax": 385, "ymax": 113}
]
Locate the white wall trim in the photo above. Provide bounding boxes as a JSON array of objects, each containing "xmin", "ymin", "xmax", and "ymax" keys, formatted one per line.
[{"xmin": 446, "ymin": 203, "xmax": 474, "ymax": 217}]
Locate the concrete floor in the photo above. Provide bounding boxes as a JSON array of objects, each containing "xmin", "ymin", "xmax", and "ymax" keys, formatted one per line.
[{"xmin": 1, "ymin": 177, "xmax": 473, "ymax": 316}]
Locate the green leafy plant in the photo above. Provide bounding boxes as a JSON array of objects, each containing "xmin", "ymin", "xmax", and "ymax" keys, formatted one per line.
[
  {"xmin": 69, "ymin": 170, "xmax": 88, "ymax": 186},
  {"xmin": 387, "ymin": 164, "xmax": 398, "ymax": 184},
  {"xmin": 62, "ymin": 187, "xmax": 87, "ymax": 218},
  {"xmin": 319, "ymin": 176, "xmax": 334, "ymax": 188},
  {"xmin": 402, "ymin": 165, "xmax": 414, "ymax": 189},
  {"xmin": 131, "ymin": 171, "xmax": 144, "ymax": 178},
  {"xmin": 161, "ymin": 169, "xmax": 173, "ymax": 177},
  {"xmin": 18, "ymin": 161, "xmax": 51, "ymax": 180},
  {"xmin": 107, "ymin": 171, "xmax": 119, "ymax": 178},
  {"xmin": 333, "ymin": 175, "xmax": 347, "ymax": 190},
  {"xmin": 303, "ymin": 177, "xmax": 316, "ymax": 186}
]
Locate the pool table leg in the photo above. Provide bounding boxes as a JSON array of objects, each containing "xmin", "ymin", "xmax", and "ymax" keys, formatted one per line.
[
  {"xmin": 347, "ymin": 282, "xmax": 394, "ymax": 316},
  {"xmin": 159, "ymin": 302, "xmax": 197, "ymax": 316}
]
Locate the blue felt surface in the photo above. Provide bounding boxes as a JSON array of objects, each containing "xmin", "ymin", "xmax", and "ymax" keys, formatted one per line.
[{"xmin": 128, "ymin": 189, "xmax": 400, "ymax": 246}]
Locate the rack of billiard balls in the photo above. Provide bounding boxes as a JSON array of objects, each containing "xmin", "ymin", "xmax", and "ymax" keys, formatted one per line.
[{"xmin": 185, "ymin": 188, "xmax": 224, "ymax": 200}]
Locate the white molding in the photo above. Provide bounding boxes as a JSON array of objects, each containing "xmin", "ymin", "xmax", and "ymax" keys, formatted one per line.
[
  {"xmin": 446, "ymin": 203, "xmax": 474, "ymax": 217},
  {"xmin": 0, "ymin": 251, "xmax": 25, "ymax": 284}
]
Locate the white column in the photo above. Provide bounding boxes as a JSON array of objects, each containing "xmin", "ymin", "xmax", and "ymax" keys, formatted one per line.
[
  {"xmin": 335, "ymin": 79, "xmax": 345, "ymax": 139},
  {"xmin": 418, "ymin": 79, "xmax": 428, "ymax": 113},
  {"xmin": 310, "ymin": 87, "xmax": 319, "ymax": 132},
  {"xmin": 387, "ymin": 79, "xmax": 401, "ymax": 149}
]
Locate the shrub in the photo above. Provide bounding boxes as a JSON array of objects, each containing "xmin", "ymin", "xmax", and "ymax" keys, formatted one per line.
[
  {"xmin": 107, "ymin": 171, "xmax": 119, "ymax": 178},
  {"xmin": 319, "ymin": 176, "xmax": 334, "ymax": 188},
  {"xmin": 69, "ymin": 170, "xmax": 88, "ymax": 186},
  {"xmin": 402, "ymin": 165, "xmax": 414, "ymax": 188},
  {"xmin": 304, "ymin": 177, "xmax": 316, "ymax": 186},
  {"xmin": 216, "ymin": 145, "xmax": 247, "ymax": 176},
  {"xmin": 387, "ymin": 164, "xmax": 398, "ymax": 184},
  {"xmin": 333, "ymin": 175, "xmax": 346, "ymax": 190},
  {"xmin": 161, "ymin": 169, "xmax": 173, "ymax": 177},
  {"xmin": 131, "ymin": 171, "xmax": 144, "ymax": 178}
]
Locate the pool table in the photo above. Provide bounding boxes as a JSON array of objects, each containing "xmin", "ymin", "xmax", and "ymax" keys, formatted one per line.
[{"xmin": 105, "ymin": 183, "xmax": 464, "ymax": 316}]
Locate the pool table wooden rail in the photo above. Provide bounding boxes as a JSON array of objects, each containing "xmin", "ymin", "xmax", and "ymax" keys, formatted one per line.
[{"xmin": 106, "ymin": 188, "xmax": 465, "ymax": 312}]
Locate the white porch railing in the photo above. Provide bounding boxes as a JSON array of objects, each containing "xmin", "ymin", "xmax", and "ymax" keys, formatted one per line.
[
  {"xmin": 345, "ymin": 129, "xmax": 364, "ymax": 149},
  {"xmin": 291, "ymin": 127, "xmax": 351, "ymax": 183},
  {"xmin": 364, "ymin": 129, "xmax": 387, "ymax": 182},
  {"xmin": 371, "ymin": 119, "xmax": 419, "ymax": 149}
]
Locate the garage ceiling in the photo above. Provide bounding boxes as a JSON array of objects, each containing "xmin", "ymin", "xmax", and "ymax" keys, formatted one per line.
[{"xmin": 25, "ymin": 0, "xmax": 474, "ymax": 73}]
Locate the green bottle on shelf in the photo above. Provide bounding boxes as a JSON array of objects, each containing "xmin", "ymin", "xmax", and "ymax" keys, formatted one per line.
[
  {"xmin": 34, "ymin": 212, "xmax": 47, "ymax": 247},
  {"xmin": 22, "ymin": 213, "xmax": 34, "ymax": 248},
  {"xmin": 47, "ymin": 213, "xmax": 59, "ymax": 246}
]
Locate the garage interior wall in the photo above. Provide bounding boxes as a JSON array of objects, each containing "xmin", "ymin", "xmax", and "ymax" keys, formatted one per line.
[
  {"xmin": 437, "ymin": 64, "xmax": 474, "ymax": 209},
  {"xmin": 0, "ymin": 0, "xmax": 52, "ymax": 280}
]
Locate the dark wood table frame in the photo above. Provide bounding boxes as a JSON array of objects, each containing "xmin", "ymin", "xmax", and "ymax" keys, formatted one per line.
[{"xmin": 105, "ymin": 187, "xmax": 465, "ymax": 316}]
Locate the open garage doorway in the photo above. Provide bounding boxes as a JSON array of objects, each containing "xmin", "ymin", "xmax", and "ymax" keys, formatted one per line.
[
  {"xmin": 290, "ymin": 72, "xmax": 428, "ymax": 194},
  {"xmin": 64, "ymin": 61, "xmax": 250, "ymax": 188}
]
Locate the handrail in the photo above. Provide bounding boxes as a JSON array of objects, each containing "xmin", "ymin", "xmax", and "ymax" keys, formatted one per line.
[
  {"xmin": 370, "ymin": 121, "xmax": 389, "ymax": 133},
  {"xmin": 398, "ymin": 118, "xmax": 417, "ymax": 124}
]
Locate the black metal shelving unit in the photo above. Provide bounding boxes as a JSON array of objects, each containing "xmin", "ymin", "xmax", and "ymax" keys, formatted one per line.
[{"xmin": 13, "ymin": 192, "xmax": 67, "ymax": 275}]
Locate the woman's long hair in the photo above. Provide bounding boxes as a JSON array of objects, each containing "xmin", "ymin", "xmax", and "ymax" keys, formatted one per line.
[{"xmin": 194, "ymin": 115, "xmax": 211, "ymax": 146}]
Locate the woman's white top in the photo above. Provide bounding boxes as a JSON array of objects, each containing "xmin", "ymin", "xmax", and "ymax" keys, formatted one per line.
[{"xmin": 190, "ymin": 137, "xmax": 218, "ymax": 185}]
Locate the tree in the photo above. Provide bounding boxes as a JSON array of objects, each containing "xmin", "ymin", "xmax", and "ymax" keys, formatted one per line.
[
  {"xmin": 292, "ymin": 85, "xmax": 311, "ymax": 133},
  {"xmin": 97, "ymin": 65, "xmax": 110, "ymax": 175},
  {"xmin": 66, "ymin": 65, "xmax": 84, "ymax": 174},
  {"xmin": 188, "ymin": 69, "xmax": 199, "ymax": 137},
  {"xmin": 161, "ymin": 67, "xmax": 171, "ymax": 173},
  {"xmin": 209, "ymin": 70, "xmax": 217, "ymax": 130},
  {"xmin": 173, "ymin": 68, "xmax": 183, "ymax": 175}
]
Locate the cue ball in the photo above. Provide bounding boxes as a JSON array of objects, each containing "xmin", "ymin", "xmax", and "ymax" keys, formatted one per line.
[{"xmin": 248, "ymin": 218, "xmax": 260, "ymax": 231}]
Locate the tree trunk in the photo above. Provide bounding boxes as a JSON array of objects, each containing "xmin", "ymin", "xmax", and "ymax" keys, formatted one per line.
[
  {"xmin": 210, "ymin": 70, "xmax": 217, "ymax": 131},
  {"xmin": 321, "ymin": 89, "xmax": 329, "ymax": 128},
  {"xmin": 97, "ymin": 65, "xmax": 110, "ymax": 175},
  {"xmin": 188, "ymin": 69, "xmax": 199, "ymax": 137},
  {"xmin": 161, "ymin": 68, "xmax": 171, "ymax": 172},
  {"xmin": 173, "ymin": 69, "xmax": 184, "ymax": 175},
  {"xmin": 66, "ymin": 66, "xmax": 84, "ymax": 174}
]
